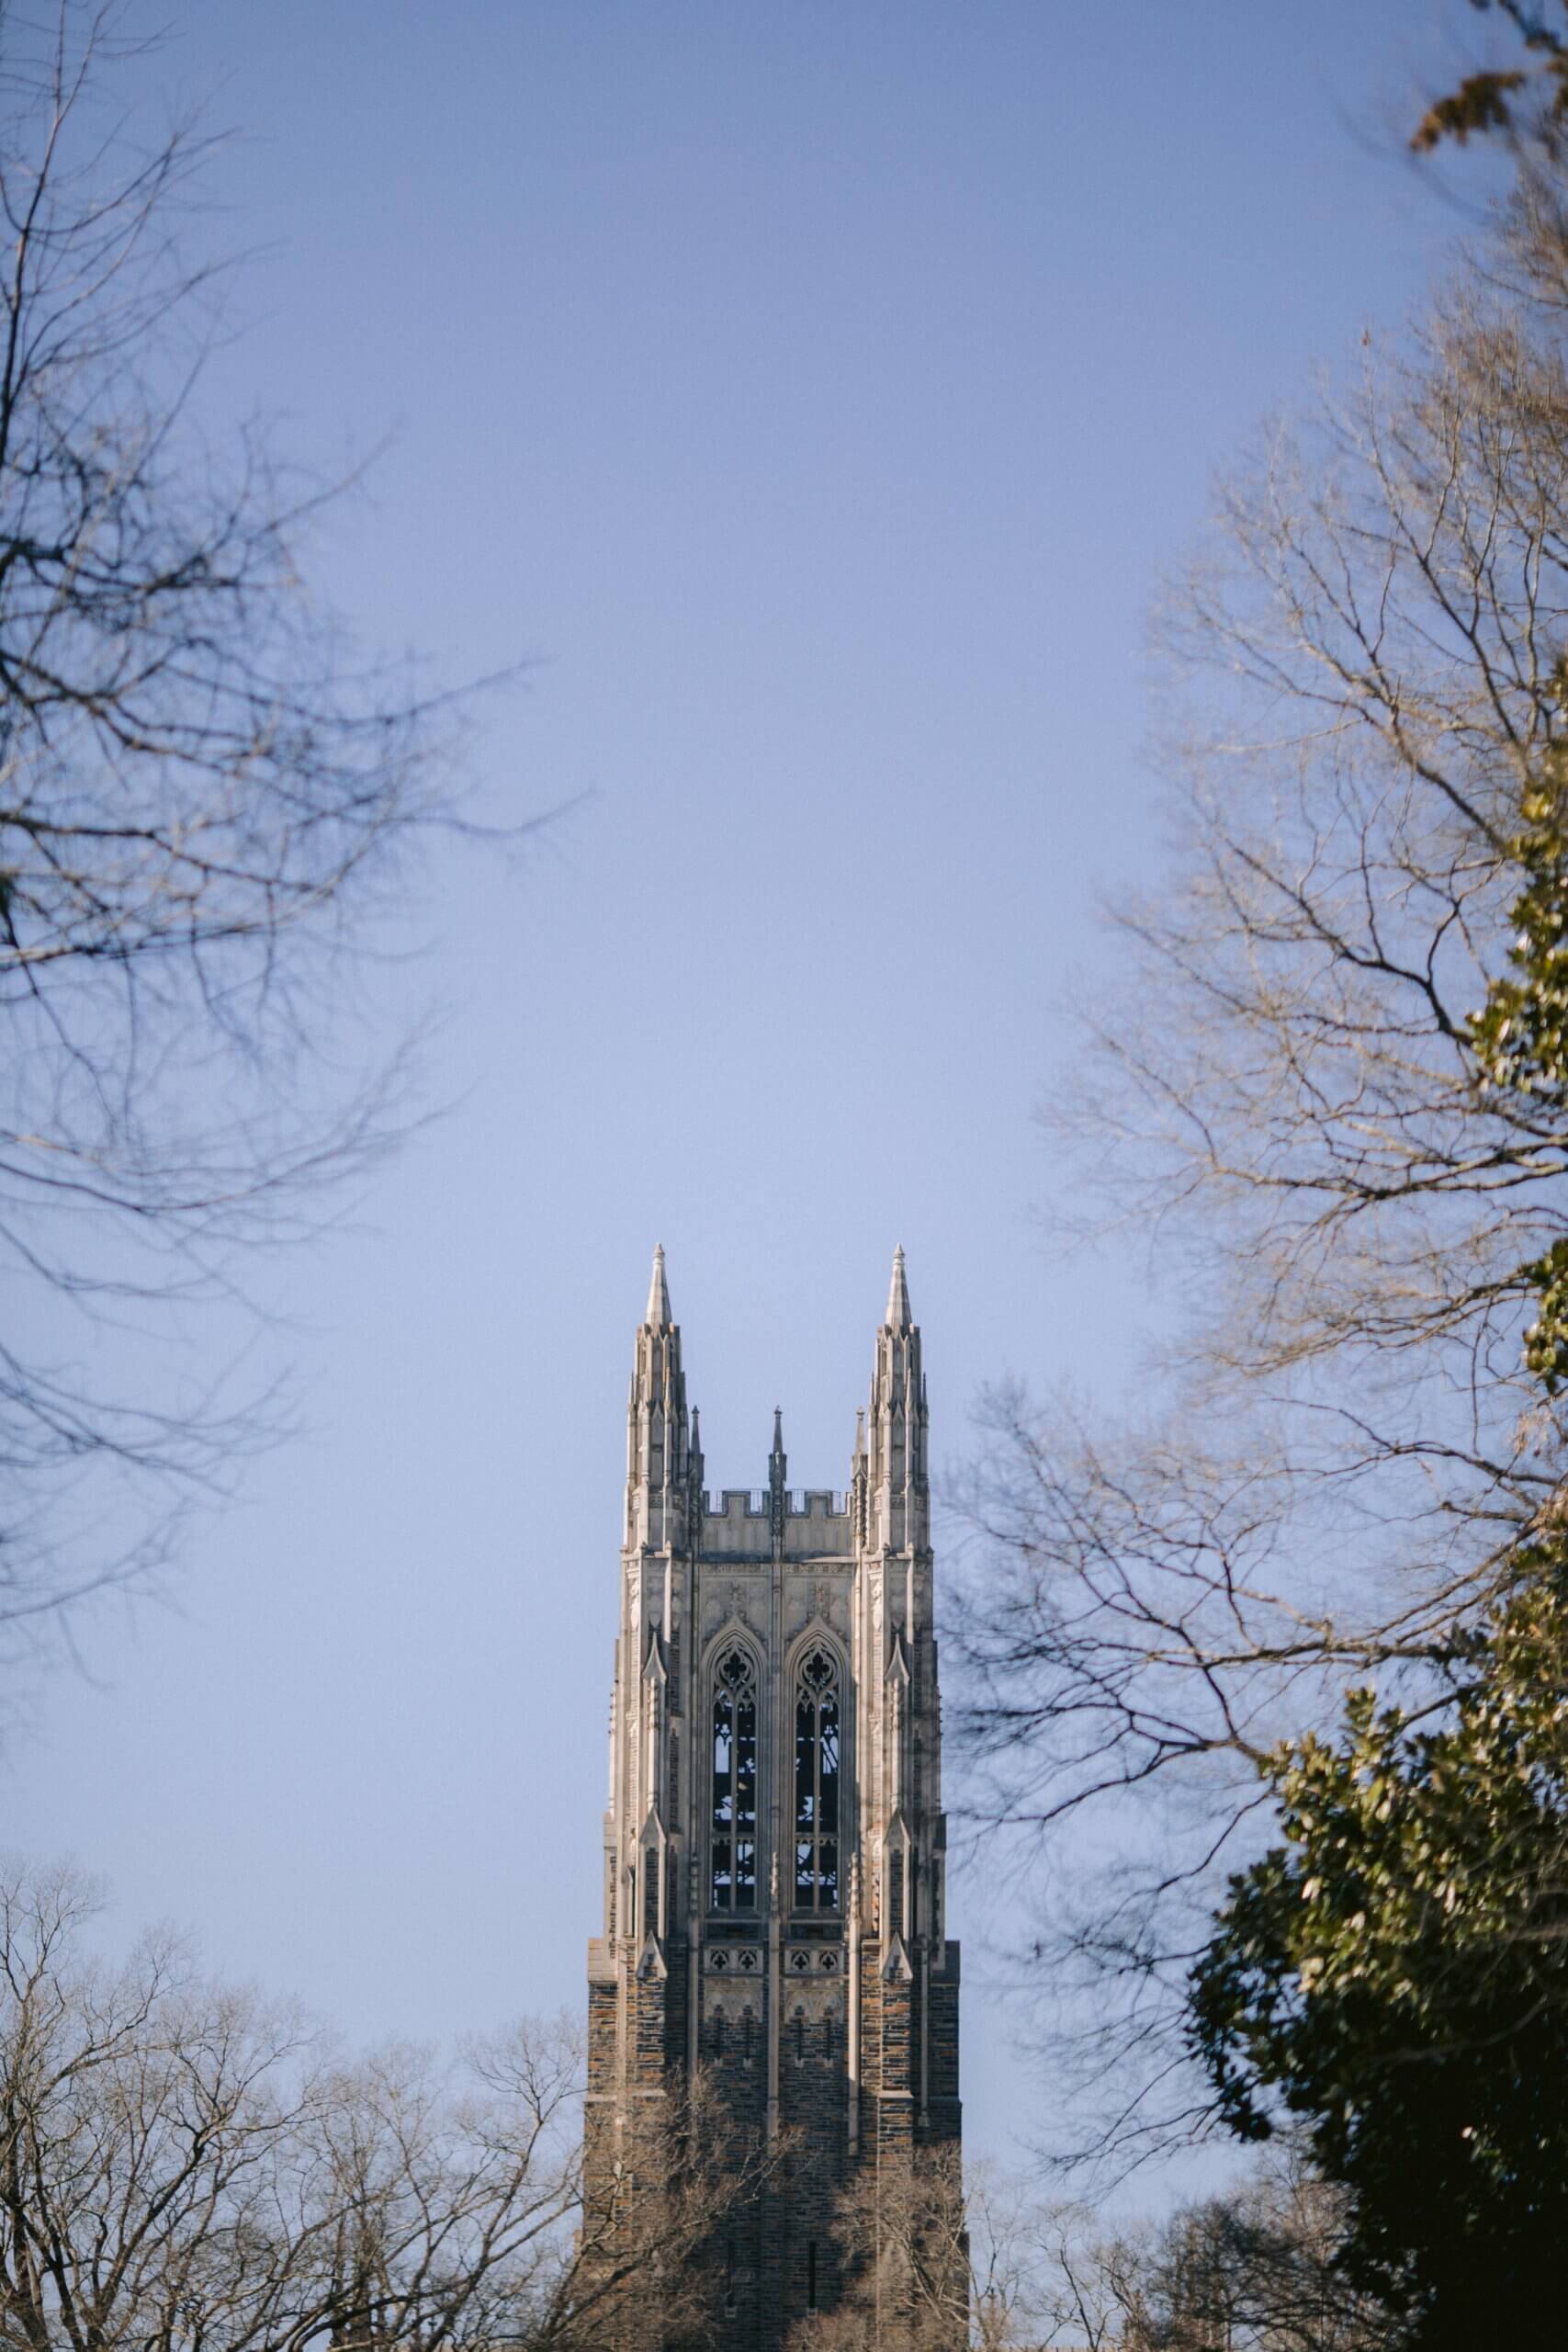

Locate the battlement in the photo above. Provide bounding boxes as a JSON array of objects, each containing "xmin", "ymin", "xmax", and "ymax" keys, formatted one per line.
[
  {"xmin": 698, "ymin": 1487, "xmax": 854, "ymax": 1561},
  {"xmin": 703, "ymin": 1487, "xmax": 847, "ymax": 1521}
]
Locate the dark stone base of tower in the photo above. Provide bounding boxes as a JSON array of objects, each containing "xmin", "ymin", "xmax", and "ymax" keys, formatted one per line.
[
  {"xmin": 583, "ymin": 1251, "xmax": 963, "ymax": 2351},
  {"xmin": 586, "ymin": 1929, "xmax": 961, "ymax": 2346}
]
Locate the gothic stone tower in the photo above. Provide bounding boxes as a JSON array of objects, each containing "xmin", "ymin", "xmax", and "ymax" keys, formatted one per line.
[{"xmin": 584, "ymin": 1248, "xmax": 962, "ymax": 2347}]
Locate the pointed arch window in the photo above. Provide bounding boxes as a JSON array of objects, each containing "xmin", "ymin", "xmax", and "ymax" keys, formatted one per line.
[
  {"xmin": 794, "ymin": 1645, "xmax": 840, "ymax": 1911},
  {"xmin": 710, "ymin": 1646, "xmax": 758, "ymax": 1911}
]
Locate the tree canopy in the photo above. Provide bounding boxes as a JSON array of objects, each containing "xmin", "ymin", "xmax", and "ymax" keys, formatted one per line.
[
  {"xmin": 953, "ymin": 11, "xmax": 1568, "ymax": 2301},
  {"xmin": 1190, "ymin": 1555, "xmax": 1568, "ymax": 2343}
]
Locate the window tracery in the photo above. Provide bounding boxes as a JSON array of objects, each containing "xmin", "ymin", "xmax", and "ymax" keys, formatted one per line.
[
  {"xmin": 794, "ymin": 1645, "xmax": 840, "ymax": 1910},
  {"xmin": 710, "ymin": 1645, "xmax": 758, "ymax": 1911}
]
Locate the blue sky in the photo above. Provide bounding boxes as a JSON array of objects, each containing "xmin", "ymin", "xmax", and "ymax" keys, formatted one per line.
[{"xmin": 5, "ymin": 2, "xmax": 1508, "ymax": 2174}]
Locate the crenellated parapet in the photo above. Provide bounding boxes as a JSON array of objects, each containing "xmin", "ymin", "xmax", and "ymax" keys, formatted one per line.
[{"xmin": 699, "ymin": 1488, "xmax": 854, "ymax": 1558}]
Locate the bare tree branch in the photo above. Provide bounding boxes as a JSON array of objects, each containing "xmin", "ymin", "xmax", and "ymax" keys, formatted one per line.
[
  {"xmin": 953, "ymin": 172, "xmax": 1568, "ymax": 2165},
  {"xmin": 0, "ymin": 3, "xmax": 524, "ymax": 1677}
]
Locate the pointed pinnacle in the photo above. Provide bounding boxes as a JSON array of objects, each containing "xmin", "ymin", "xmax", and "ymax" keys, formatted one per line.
[
  {"xmin": 768, "ymin": 1408, "xmax": 787, "ymax": 1537},
  {"xmin": 886, "ymin": 1243, "xmax": 912, "ymax": 1331},
  {"xmin": 646, "ymin": 1243, "xmax": 671, "ymax": 1329}
]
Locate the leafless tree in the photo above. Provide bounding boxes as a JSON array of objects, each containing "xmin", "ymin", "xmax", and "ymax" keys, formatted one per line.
[
  {"xmin": 964, "ymin": 2164, "xmax": 1055, "ymax": 2352},
  {"xmin": 774, "ymin": 2147, "xmax": 1388, "ymax": 2352},
  {"xmin": 0, "ymin": 2, "xmax": 509, "ymax": 1682},
  {"xmin": 1024, "ymin": 2203, "xmax": 1151, "ymax": 2352},
  {"xmin": 990, "ymin": 2145, "xmax": 1393, "ymax": 2352},
  {"xmin": 782, "ymin": 2148, "xmax": 971, "ymax": 2352},
  {"xmin": 1120, "ymin": 2145, "xmax": 1395, "ymax": 2352},
  {"xmin": 789, "ymin": 2149, "xmax": 1134, "ymax": 2352},
  {"xmin": 566, "ymin": 2068, "xmax": 787, "ymax": 2352},
  {"xmin": 953, "ymin": 172, "xmax": 1568, "ymax": 2158},
  {"xmin": 0, "ymin": 1860, "xmax": 756, "ymax": 2352}
]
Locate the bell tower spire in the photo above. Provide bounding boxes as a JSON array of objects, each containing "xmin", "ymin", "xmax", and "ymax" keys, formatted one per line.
[
  {"xmin": 647, "ymin": 1241, "xmax": 672, "ymax": 1329},
  {"xmin": 886, "ymin": 1241, "xmax": 912, "ymax": 1332},
  {"xmin": 587, "ymin": 1251, "xmax": 961, "ymax": 2349}
]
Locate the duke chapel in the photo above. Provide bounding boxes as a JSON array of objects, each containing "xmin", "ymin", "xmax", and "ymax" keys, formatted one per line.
[{"xmin": 584, "ymin": 1248, "xmax": 963, "ymax": 2348}]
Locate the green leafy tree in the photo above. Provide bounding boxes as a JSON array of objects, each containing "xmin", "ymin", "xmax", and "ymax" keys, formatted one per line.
[
  {"xmin": 1469, "ymin": 666, "xmax": 1568, "ymax": 1385},
  {"xmin": 1190, "ymin": 1553, "xmax": 1568, "ymax": 2346}
]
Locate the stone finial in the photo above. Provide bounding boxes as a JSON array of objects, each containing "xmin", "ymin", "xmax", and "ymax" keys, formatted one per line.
[
  {"xmin": 646, "ymin": 1242, "xmax": 671, "ymax": 1329},
  {"xmin": 886, "ymin": 1244, "xmax": 912, "ymax": 1332}
]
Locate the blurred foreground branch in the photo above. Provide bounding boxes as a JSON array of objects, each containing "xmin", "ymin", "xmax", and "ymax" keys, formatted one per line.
[{"xmin": 0, "ymin": 2, "xmax": 520, "ymax": 1678}]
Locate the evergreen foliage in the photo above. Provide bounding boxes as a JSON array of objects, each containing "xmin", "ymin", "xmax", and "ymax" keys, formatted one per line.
[{"xmin": 1191, "ymin": 1556, "xmax": 1568, "ymax": 2341}]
